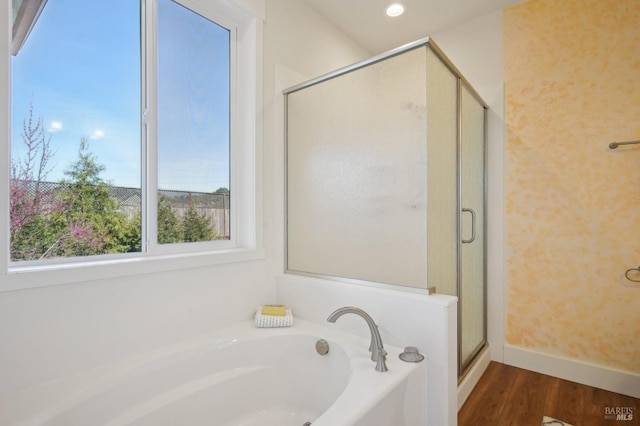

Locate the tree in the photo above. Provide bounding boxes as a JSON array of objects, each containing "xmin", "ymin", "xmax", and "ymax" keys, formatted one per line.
[
  {"xmin": 53, "ymin": 137, "xmax": 139, "ymax": 256},
  {"xmin": 156, "ymin": 194, "xmax": 218, "ymax": 244},
  {"xmin": 157, "ymin": 196, "xmax": 182, "ymax": 244},
  {"xmin": 121, "ymin": 209, "xmax": 142, "ymax": 252},
  {"xmin": 9, "ymin": 105, "xmax": 66, "ymax": 261},
  {"xmin": 181, "ymin": 195, "xmax": 216, "ymax": 242}
]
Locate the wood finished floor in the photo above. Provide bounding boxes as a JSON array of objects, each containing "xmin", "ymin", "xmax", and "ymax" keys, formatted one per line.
[{"xmin": 459, "ymin": 362, "xmax": 640, "ymax": 426}]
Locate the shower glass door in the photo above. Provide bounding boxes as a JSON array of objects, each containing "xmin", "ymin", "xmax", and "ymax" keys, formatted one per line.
[{"xmin": 459, "ymin": 84, "xmax": 486, "ymax": 375}]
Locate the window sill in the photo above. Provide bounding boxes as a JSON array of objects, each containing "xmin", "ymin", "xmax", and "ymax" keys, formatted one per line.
[{"xmin": 2, "ymin": 247, "xmax": 267, "ymax": 292}]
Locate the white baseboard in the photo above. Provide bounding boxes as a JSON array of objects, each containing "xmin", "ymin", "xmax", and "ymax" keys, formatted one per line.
[
  {"xmin": 503, "ymin": 344, "xmax": 640, "ymax": 399},
  {"xmin": 458, "ymin": 346, "xmax": 492, "ymax": 410}
]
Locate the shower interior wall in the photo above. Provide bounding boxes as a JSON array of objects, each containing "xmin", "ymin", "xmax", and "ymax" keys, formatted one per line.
[{"xmin": 502, "ymin": 0, "xmax": 640, "ymax": 397}]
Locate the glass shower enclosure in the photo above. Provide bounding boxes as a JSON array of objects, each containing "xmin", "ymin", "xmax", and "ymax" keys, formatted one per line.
[{"xmin": 284, "ymin": 38, "xmax": 487, "ymax": 378}]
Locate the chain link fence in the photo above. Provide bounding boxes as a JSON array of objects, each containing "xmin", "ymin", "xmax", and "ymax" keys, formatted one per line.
[{"xmin": 16, "ymin": 180, "xmax": 230, "ymax": 239}]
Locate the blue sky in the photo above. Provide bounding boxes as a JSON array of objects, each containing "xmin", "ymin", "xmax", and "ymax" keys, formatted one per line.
[{"xmin": 11, "ymin": 0, "xmax": 230, "ymax": 193}]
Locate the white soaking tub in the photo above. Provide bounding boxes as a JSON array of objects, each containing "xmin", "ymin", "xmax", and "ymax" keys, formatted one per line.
[{"xmin": 1, "ymin": 320, "xmax": 426, "ymax": 426}]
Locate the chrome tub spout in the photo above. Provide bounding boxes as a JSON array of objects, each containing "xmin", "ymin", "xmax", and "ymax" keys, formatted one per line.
[{"xmin": 327, "ymin": 307, "xmax": 388, "ymax": 372}]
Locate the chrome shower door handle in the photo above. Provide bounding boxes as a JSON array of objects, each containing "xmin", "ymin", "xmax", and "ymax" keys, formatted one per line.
[
  {"xmin": 624, "ymin": 266, "xmax": 640, "ymax": 282},
  {"xmin": 462, "ymin": 208, "xmax": 476, "ymax": 243}
]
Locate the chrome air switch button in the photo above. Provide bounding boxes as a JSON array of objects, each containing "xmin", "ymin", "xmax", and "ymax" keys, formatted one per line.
[{"xmin": 399, "ymin": 346, "xmax": 424, "ymax": 362}]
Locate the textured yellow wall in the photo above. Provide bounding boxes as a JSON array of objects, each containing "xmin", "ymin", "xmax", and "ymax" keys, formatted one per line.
[{"xmin": 504, "ymin": 0, "xmax": 640, "ymax": 372}]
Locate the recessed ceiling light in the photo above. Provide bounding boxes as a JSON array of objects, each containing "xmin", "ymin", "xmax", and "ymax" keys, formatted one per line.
[{"xmin": 385, "ymin": 3, "xmax": 406, "ymax": 17}]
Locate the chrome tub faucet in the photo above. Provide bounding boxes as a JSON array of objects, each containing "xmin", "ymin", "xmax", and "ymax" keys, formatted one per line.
[{"xmin": 327, "ymin": 306, "xmax": 388, "ymax": 372}]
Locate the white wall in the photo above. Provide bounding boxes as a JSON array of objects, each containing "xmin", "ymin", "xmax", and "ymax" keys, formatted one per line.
[
  {"xmin": 0, "ymin": 264, "xmax": 274, "ymax": 394},
  {"xmin": 0, "ymin": 0, "xmax": 370, "ymax": 398}
]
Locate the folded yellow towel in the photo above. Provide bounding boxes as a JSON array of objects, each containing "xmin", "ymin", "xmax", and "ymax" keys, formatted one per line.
[{"xmin": 261, "ymin": 305, "xmax": 286, "ymax": 316}]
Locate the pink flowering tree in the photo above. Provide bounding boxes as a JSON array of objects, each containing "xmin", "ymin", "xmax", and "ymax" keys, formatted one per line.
[{"xmin": 9, "ymin": 106, "xmax": 69, "ymax": 260}]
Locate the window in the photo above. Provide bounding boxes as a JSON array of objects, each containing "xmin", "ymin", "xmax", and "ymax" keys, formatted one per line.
[
  {"xmin": 4, "ymin": 0, "xmax": 262, "ymax": 284},
  {"xmin": 156, "ymin": 0, "xmax": 231, "ymax": 246},
  {"xmin": 10, "ymin": 0, "xmax": 143, "ymax": 261}
]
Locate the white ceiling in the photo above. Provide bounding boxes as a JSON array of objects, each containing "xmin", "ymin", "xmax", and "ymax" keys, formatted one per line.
[{"xmin": 302, "ymin": 0, "xmax": 524, "ymax": 53}]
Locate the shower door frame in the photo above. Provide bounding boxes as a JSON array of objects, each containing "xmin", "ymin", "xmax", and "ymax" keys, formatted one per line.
[
  {"xmin": 427, "ymin": 41, "xmax": 488, "ymax": 379},
  {"xmin": 456, "ymin": 77, "xmax": 489, "ymax": 379}
]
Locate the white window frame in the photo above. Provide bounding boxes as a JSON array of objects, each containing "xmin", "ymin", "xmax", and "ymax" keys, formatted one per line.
[{"xmin": 0, "ymin": 0, "xmax": 265, "ymax": 291}]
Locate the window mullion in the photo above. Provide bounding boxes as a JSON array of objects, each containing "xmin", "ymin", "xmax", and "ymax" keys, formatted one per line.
[{"xmin": 143, "ymin": 0, "xmax": 159, "ymax": 253}]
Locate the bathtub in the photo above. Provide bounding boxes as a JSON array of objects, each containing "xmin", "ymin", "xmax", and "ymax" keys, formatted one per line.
[{"xmin": 2, "ymin": 319, "xmax": 426, "ymax": 426}]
